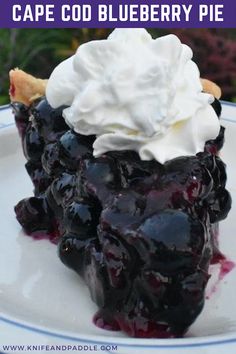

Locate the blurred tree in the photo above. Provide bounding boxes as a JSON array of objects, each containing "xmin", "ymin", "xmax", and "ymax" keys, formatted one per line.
[
  {"xmin": 0, "ymin": 29, "xmax": 59, "ymax": 104},
  {"xmin": 167, "ymin": 29, "xmax": 236, "ymax": 101},
  {"xmin": 0, "ymin": 28, "xmax": 235, "ymax": 104},
  {"xmin": 0, "ymin": 28, "xmax": 111, "ymax": 104}
]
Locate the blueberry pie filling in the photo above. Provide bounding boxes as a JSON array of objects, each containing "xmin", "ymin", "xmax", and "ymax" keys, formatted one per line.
[{"xmin": 10, "ymin": 29, "xmax": 232, "ymax": 338}]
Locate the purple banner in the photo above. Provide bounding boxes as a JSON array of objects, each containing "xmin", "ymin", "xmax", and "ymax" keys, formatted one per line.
[{"xmin": 0, "ymin": 0, "xmax": 235, "ymax": 28}]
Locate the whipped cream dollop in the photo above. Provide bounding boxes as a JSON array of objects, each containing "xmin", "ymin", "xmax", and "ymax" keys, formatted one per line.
[{"xmin": 46, "ymin": 28, "xmax": 220, "ymax": 164}]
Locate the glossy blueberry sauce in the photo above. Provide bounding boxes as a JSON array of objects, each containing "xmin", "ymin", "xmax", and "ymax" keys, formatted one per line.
[{"xmin": 13, "ymin": 98, "xmax": 233, "ymax": 338}]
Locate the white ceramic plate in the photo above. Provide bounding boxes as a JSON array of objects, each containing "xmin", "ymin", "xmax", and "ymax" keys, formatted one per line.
[{"xmin": 0, "ymin": 102, "xmax": 236, "ymax": 354}]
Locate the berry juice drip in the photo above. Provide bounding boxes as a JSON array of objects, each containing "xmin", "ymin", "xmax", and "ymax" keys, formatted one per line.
[
  {"xmin": 210, "ymin": 222, "xmax": 235, "ymax": 287},
  {"xmin": 13, "ymin": 97, "xmax": 232, "ymax": 338},
  {"xmin": 93, "ymin": 310, "xmax": 120, "ymax": 331}
]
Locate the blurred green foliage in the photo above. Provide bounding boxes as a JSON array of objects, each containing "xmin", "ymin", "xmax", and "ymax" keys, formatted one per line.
[{"xmin": 0, "ymin": 28, "xmax": 235, "ymax": 105}]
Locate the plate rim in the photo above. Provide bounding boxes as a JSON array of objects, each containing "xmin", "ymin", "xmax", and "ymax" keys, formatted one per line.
[{"xmin": 2, "ymin": 313, "xmax": 236, "ymax": 349}]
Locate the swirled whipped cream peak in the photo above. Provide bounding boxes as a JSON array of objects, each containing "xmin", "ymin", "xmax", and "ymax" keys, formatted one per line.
[{"xmin": 46, "ymin": 28, "xmax": 220, "ymax": 164}]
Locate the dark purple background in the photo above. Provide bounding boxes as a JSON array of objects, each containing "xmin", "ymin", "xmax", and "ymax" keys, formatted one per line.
[{"xmin": 0, "ymin": 0, "xmax": 235, "ymax": 28}]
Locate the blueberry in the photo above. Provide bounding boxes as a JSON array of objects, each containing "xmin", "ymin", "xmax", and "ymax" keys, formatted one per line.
[
  {"xmin": 58, "ymin": 130, "xmax": 94, "ymax": 170},
  {"xmin": 154, "ymin": 270, "xmax": 208, "ymax": 333},
  {"xmin": 45, "ymin": 187, "xmax": 63, "ymax": 219},
  {"xmin": 133, "ymin": 210, "xmax": 206, "ymax": 274},
  {"xmin": 142, "ymin": 270, "xmax": 169, "ymax": 297},
  {"xmin": 83, "ymin": 241, "xmax": 115, "ymax": 308},
  {"xmin": 100, "ymin": 191, "xmax": 146, "ymax": 235},
  {"xmin": 23, "ymin": 124, "xmax": 45, "ymax": 162},
  {"xmin": 14, "ymin": 196, "xmax": 53, "ymax": 234},
  {"xmin": 58, "ymin": 233, "xmax": 96, "ymax": 275},
  {"xmin": 164, "ymin": 156, "xmax": 213, "ymax": 204},
  {"xmin": 142, "ymin": 157, "xmax": 213, "ymax": 211},
  {"xmin": 111, "ymin": 191, "xmax": 146, "ymax": 216},
  {"xmin": 64, "ymin": 200, "xmax": 101, "ymax": 237},
  {"xmin": 25, "ymin": 161, "xmax": 52, "ymax": 195},
  {"xmin": 108, "ymin": 150, "xmax": 158, "ymax": 187},
  {"xmin": 84, "ymin": 157, "xmax": 119, "ymax": 187},
  {"xmin": 213, "ymin": 156, "xmax": 227, "ymax": 188},
  {"xmin": 205, "ymin": 126, "xmax": 225, "ymax": 154},
  {"xmin": 59, "ymin": 235, "xmax": 112, "ymax": 308},
  {"xmin": 50, "ymin": 172, "xmax": 77, "ymax": 208},
  {"xmin": 31, "ymin": 97, "xmax": 69, "ymax": 143},
  {"xmin": 41, "ymin": 142, "xmax": 64, "ymax": 176},
  {"xmin": 117, "ymin": 275, "xmax": 177, "ymax": 338},
  {"xmin": 78, "ymin": 156, "xmax": 121, "ymax": 205},
  {"xmin": 199, "ymin": 154, "xmax": 226, "ymax": 189},
  {"xmin": 11, "ymin": 102, "xmax": 30, "ymax": 139},
  {"xmin": 211, "ymin": 98, "xmax": 222, "ymax": 117},
  {"xmin": 180, "ymin": 270, "xmax": 209, "ymax": 302},
  {"xmin": 168, "ymin": 271, "xmax": 209, "ymax": 328},
  {"xmin": 208, "ymin": 187, "xmax": 232, "ymax": 223},
  {"xmin": 197, "ymin": 152, "xmax": 216, "ymax": 173},
  {"xmin": 98, "ymin": 230, "xmax": 135, "ymax": 289}
]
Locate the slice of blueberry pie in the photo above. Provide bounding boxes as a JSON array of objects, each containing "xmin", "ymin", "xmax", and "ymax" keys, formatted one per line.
[{"xmin": 10, "ymin": 29, "xmax": 232, "ymax": 338}]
